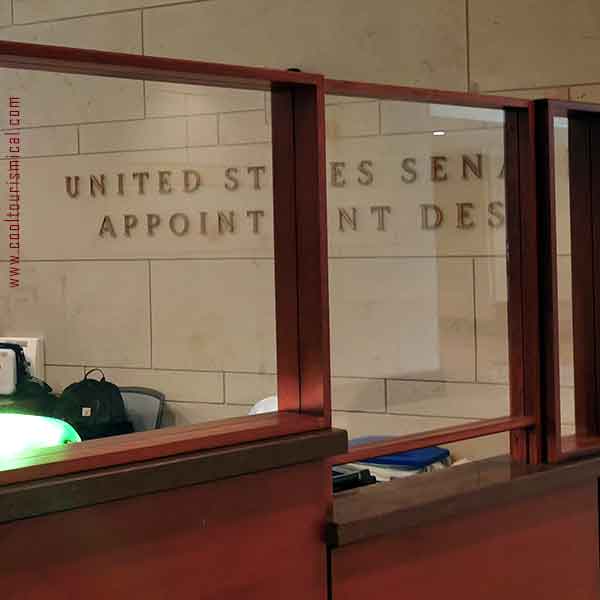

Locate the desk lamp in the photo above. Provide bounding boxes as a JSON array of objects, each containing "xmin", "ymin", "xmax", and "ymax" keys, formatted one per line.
[{"xmin": 0, "ymin": 413, "xmax": 81, "ymax": 459}]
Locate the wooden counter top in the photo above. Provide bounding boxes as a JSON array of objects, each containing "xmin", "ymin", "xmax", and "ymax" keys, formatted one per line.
[
  {"xmin": 328, "ymin": 454, "xmax": 600, "ymax": 547},
  {"xmin": 0, "ymin": 422, "xmax": 347, "ymax": 524},
  {"xmin": 0, "ymin": 412, "xmax": 329, "ymax": 486}
]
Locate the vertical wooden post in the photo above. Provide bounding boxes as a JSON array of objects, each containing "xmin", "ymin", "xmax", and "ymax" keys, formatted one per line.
[
  {"xmin": 535, "ymin": 100, "xmax": 562, "ymax": 461},
  {"xmin": 272, "ymin": 85, "xmax": 301, "ymax": 413},
  {"xmin": 518, "ymin": 107, "xmax": 543, "ymax": 463},
  {"xmin": 271, "ymin": 80, "xmax": 331, "ymax": 423},
  {"xmin": 590, "ymin": 117, "xmax": 600, "ymax": 432},
  {"xmin": 292, "ymin": 82, "xmax": 331, "ymax": 424},
  {"xmin": 505, "ymin": 109, "xmax": 526, "ymax": 462},
  {"xmin": 506, "ymin": 107, "xmax": 542, "ymax": 463}
]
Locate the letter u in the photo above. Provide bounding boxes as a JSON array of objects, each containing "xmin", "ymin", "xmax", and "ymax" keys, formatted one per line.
[{"xmin": 65, "ymin": 176, "xmax": 80, "ymax": 198}]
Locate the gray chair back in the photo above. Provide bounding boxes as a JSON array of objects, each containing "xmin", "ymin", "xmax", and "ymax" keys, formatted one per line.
[{"xmin": 119, "ymin": 387, "xmax": 165, "ymax": 432}]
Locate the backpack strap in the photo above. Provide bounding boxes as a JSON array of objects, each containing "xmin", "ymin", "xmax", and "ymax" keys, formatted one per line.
[{"xmin": 84, "ymin": 368, "xmax": 106, "ymax": 382}]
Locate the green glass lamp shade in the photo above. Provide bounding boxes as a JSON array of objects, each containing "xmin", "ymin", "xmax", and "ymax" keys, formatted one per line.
[{"xmin": 0, "ymin": 413, "xmax": 81, "ymax": 458}]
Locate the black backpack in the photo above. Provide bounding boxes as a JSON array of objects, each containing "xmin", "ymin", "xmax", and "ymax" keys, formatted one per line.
[{"xmin": 53, "ymin": 369, "xmax": 133, "ymax": 440}]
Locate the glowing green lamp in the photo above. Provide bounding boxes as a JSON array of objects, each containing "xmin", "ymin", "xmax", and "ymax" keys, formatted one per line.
[{"xmin": 0, "ymin": 413, "xmax": 81, "ymax": 459}]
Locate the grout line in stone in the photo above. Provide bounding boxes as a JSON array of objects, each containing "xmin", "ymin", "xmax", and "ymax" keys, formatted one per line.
[
  {"xmin": 484, "ymin": 83, "xmax": 577, "ymax": 94},
  {"xmin": 472, "ymin": 258, "xmax": 478, "ymax": 382},
  {"xmin": 6, "ymin": 0, "xmax": 204, "ymax": 27},
  {"xmin": 13, "ymin": 257, "xmax": 276, "ymax": 263},
  {"xmin": 0, "ymin": 109, "xmax": 266, "ymax": 136},
  {"xmin": 140, "ymin": 8, "xmax": 145, "ymax": 55},
  {"xmin": 465, "ymin": 0, "xmax": 471, "ymax": 91},
  {"xmin": 142, "ymin": 81, "xmax": 147, "ymax": 118},
  {"xmin": 384, "ymin": 378, "xmax": 388, "ymax": 412},
  {"xmin": 335, "ymin": 409, "xmax": 482, "ymax": 420},
  {"xmin": 0, "ymin": 255, "xmax": 511, "ymax": 263},
  {"xmin": 148, "ymin": 259, "xmax": 153, "ymax": 368}
]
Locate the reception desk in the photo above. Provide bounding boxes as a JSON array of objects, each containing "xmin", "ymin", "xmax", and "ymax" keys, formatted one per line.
[
  {"xmin": 4, "ymin": 424, "xmax": 600, "ymax": 599},
  {"xmin": 0, "ymin": 414, "xmax": 346, "ymax": 600}
]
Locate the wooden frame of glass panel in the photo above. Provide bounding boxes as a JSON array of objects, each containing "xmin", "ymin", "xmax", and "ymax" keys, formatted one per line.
[
  {"xmin": 536, "ymin": 99, "xmax": 600, "ymax": 462},
  {"xmin": 0, "ymin": 40, "xmax": 331, "ymax": 481},
  {"xmin": 325, "ymin": 79, "xmax": 541, "ymax": 466}
]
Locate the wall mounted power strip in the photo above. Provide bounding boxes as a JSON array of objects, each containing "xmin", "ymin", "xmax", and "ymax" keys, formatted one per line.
[
  {"xmin": 0, "ymin": 349, "xmax": 17, "ymax": 395},
  {"xmin": 0, "ymin": 337, "xmax": 44, "ymax": 380}
]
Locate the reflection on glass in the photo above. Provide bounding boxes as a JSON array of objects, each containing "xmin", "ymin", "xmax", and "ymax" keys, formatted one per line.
[
  {"xmin": 553, "ymin": 117, "xmax": 575, "ymax": 438},
  {"xmin": 0, "ymin": 68, "xmax": 278, "ymax": 449},
  {"xmin": 326, "ymin": 97, "xmax": 509, "ymax": 456}
]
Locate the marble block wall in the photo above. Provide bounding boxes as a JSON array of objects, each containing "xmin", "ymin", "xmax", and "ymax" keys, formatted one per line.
[{"xmin": 0, "ymin": 0, "xmax": 593, "ymax": 458}]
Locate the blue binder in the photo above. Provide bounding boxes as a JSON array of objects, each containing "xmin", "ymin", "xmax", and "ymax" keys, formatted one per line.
[{"xmin": 349, "ymin": 436, "xmax": 450, "ymax": 470}]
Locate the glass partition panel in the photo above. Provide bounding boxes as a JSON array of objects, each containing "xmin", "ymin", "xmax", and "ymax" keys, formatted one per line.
[
  {"xmin": 446, "ymin": 431, "xmax": 510, "ymax": 462},
  {"xmin": 540, "ymin": 101, "xmax": 600, "ymax": 461},
  {"xmin": 326, "ymin": 96, "xmax": 511, "ymax": 455},
  {"xmin": 553, "ymin": 117, "xmax": 575, "ymax": 439},
  {"xmin": 0, "ymin": 67, "xmax": 280, "ymax": 451}
]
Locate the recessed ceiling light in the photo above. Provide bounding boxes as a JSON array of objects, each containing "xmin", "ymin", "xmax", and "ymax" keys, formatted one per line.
[{"xmin": 433, "ymin": 130, "xmax": 446, "ymax": 136}]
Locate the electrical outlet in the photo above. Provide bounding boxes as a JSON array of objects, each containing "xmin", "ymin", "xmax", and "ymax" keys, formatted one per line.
[{"xmin": 0, "ymin": 349, "xmax": 17, "ymax": 395}]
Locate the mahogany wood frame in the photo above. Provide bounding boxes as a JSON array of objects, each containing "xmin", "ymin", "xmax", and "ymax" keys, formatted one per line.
[
  {"xmin": 325, "ymin": 79, "xmax": 540, "ymax": 466},
  {"xmin": 536, "ymin": 99, "xmax": 600, "ymax": 462},
  {"xmin": 0, "ymin": 40, "xmax": 331, "ymax": 479}
]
